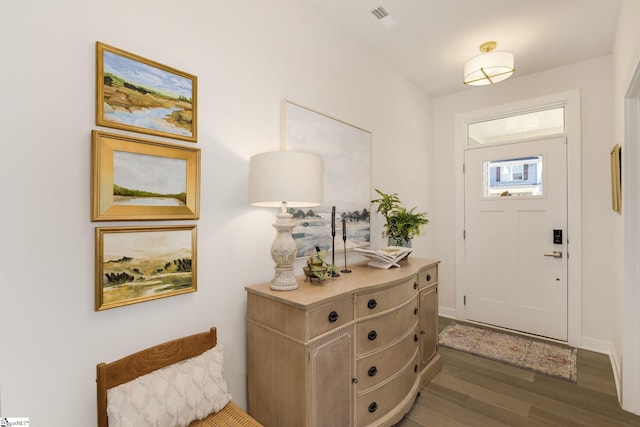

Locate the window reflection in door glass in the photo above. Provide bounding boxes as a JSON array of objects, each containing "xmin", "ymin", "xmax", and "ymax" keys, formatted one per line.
[{"xmin": 483, "ymin": 156, "xmax": 543, "ymax": 198}]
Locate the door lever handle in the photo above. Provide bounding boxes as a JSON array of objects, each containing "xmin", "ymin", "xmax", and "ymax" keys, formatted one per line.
[{"xmin": 544, "ymin": 251, "xmax": 563, "ymax": 259}]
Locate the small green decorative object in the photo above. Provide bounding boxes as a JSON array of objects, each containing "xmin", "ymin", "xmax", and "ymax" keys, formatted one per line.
[{"xmin": 304, "ymin": 246, "xmax": 338, "ymax": 282}]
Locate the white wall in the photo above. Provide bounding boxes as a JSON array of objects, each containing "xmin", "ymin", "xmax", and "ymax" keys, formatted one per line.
[
  {"xmin": 0, "ymin": 0, "xmax": 433, "ymax": 423},
  {"xmin": 432, "ymin": 56, "xmax": 615, "ymax": 345}
]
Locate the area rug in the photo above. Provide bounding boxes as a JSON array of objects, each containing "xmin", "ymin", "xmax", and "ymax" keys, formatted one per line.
[{"xmin": 439, "ymin": 322, "xmax": 577, "ymax": 382}]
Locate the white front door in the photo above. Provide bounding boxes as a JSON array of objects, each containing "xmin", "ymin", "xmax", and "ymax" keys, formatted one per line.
[{"xmin": 463, "ymin": 136, "xmax": 568, "ymax": 341}]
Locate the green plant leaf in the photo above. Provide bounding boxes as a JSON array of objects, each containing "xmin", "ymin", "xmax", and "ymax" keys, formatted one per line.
[{"xmin": 371, "ymin": 189, "xmax": 428, "ymax": 240}]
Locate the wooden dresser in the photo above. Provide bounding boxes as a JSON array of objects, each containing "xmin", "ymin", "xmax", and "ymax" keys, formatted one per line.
[{"xmin": 245, "ymin": 257, "xmax": 441, "ymax": 427}]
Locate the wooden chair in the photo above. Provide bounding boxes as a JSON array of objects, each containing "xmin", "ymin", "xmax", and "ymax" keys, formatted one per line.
[{"xmin": 97, "ymin": 326, "xmax": 262, "ymax": 427}]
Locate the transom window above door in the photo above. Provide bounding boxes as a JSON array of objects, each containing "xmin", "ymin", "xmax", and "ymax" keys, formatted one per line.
[{"xmin": 468, "ymin": 107, "xmax": 565, "ymax": 146}]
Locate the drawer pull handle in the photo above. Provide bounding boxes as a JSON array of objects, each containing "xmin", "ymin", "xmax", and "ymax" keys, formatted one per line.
[
  {"xmin": 414, "ymin": 334, "xmax": 419, "ymax": 342},
  {"xmin": 352, "ymin": 378, "xmax": 358, "ymax": 384},
  {"xmin": 426, "ymin": 273, "xmax": 432, "ymax": 281},
  {"xmin": 367, "ymin": 299, "xmax": 377, "ymax": 309},
  {"xmin": 368, "ymin": 402, "xmax": 378, "ymax": 413},
  {"xmin": 415, "ymin": 364, "xmax": 419, "ymax": 373},
  {"xmin": 328, "ymin": 311, "xmax": 339, "ymax": 322},
  {"xmin": 368, "ymin": 330, "xmax": 377, "ymax": 341},
  {"xmin": 414, "ymin": 308, "xmax": 418, "ymax": 316},
  {"xmin": 368, "ymin": 366, "xmax": 378, "ymax": 377},
  {"xmin": 414, "ymin": 282, "xmax": 418, "ymax": 290}
]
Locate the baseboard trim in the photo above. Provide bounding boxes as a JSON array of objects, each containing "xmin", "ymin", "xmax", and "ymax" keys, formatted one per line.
[
  {"xmin": 610, "ymin": 345, "xmax": 623, "ymax": 404},
  {"xmin": 438, "ymin": 306, "xmax": 456, "ymax": 319},
  {"xmin": 581, "ymin": 336, "xmax": 612, "ymax": 355}
]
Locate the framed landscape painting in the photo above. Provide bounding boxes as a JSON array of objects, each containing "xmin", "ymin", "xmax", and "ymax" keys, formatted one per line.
[
  {"xmin": 95, "ymin": 225, "xmax": 197, "ymax": 311},
  {"xmin": 611, "ymin": 143, "xmax": 622, "ymax": 213},
  {"xmin": 96, "ymin": 42, "xmax": 197, "ymax": 142},
  {"xmin": 91, "ymin": 131, "xmax": 200, "ymax": 221},
  {"xmin": 282, "ymin": 100, "xmax": 372, "ymax": 257}
]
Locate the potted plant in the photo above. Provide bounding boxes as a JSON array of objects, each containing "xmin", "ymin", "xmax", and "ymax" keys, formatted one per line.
[{"xmin": 371, "ymin": 189, "xmax": 429, "ymax": 247}]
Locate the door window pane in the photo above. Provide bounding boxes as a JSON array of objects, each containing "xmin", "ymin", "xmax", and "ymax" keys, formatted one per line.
[
  {"xmin": 484, "ymin": 156, "xmax": 543, "ymax": 198},
  {"xmin": 468, "ymin": 107, "xmax": 564, "ymax": 146}
]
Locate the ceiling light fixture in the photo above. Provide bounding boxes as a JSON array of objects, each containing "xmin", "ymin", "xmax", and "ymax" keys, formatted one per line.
[{"xmin": 464, "ymin": 41, "xmax": 514, "ymax": 86}]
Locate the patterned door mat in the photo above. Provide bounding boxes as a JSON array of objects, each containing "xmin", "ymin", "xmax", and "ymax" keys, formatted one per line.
[{"xmin": 439, "ymin": 322, "xmax": 577, "ymax": 382}]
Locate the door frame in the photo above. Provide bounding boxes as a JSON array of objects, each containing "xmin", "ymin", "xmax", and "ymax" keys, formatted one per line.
[
  {"xmin": 623, "ymin": 62, "xmax": 640, "ymax": 414},
  {"xmin": 454, "ymin": 90, "xmax": 582, "ymax": 347}
]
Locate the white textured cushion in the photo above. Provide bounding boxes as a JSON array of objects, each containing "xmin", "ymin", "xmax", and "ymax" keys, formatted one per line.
[{"xmin": 107, "ymin": 345, "xmax": 232, "ymax": 427}]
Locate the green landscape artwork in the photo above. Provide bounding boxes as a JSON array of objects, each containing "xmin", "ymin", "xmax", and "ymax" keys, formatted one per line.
[
  {"xmin": 96, "ymin": 226, "xmax": 196, "ymax": 310},
  {"xmin": 113, "ymin": 151, "xmax": 187, "ymax": 207}
]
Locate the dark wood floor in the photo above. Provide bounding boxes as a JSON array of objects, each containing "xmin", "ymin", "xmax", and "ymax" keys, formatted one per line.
[{"xmin": 395, "ymin": 317, "xmax": 640, "ymax": 427}]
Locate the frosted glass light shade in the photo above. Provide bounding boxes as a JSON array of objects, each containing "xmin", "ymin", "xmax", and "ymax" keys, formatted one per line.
[
  {"xmin": 464, "ymin": 50, "xmax": 514, "ymax": 86},
  {"xmin": 249, "ymin": 151, "xmax": 322, "ymax": 208}
]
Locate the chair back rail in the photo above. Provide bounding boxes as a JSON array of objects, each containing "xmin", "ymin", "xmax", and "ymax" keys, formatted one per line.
[{"xmin": 97, "ymin": 327, "xmax": 217, "ymax": 427}]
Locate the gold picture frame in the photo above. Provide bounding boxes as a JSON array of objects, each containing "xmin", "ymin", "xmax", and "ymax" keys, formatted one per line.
[
  {"xmin": 96, "ymin": 42, "xmax": 197, "ymax": 142},
  {"xmin": 611, "ymin": 144, "xmax": 622, "ymax": 213},
  {"xmin": 95, "ymin": 225, "xmax": 197, "ymax": 311},
  {"xmin": 91, "ymin": 130, "xmax": 200, "ymax": 221}
]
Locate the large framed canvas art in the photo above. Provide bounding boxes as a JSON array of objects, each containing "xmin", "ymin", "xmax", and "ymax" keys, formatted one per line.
[{"xmin": 282, "ymin": 100, "xmax": 372, "ymax": 257}]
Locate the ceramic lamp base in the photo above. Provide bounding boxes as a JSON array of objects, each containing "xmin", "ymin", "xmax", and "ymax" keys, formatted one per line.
[
  {"xmin": 269, "ymin": 211, "xmax": 299, "ymax": 291},
  {"xmin": 270, "ymin": 267, "xmax": 298, "ymax": 291}
]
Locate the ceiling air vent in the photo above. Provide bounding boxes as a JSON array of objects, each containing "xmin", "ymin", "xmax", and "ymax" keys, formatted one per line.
[
  {"xmin": 371, "ymin": 6, "xmax": 389, "ymax": 20},
  {"xmin": 370, "ymin": 5, "xmax": 396, "ymax": 27}
]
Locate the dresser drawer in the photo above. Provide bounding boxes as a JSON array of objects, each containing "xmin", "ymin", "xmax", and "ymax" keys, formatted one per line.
[
  {"xmin": 356, "ymin": 276, "xmax": 417, "ymax": 318},
  {"xmin": 356, "ymin": 352, "xmax": 419, "ymax": 427},
  {"xmin": 356, "ymin": 298, "xmax": 418, "ymax": 357},
  {"xmin": 356, "ymin": 326, "xmax": 418, "ymax": 392},
  {"xmin": 418, "ymin": 265, "xmax": 438, "ymax": 289},
  {"xmin": 308, "ymin": 297, "xmax": 354, "ymax": 339}
]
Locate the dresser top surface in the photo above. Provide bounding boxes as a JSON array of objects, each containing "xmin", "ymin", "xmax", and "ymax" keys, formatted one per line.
[{"xmin": 245, "ymin": 257, "xmax": 439, "ymax": 308}]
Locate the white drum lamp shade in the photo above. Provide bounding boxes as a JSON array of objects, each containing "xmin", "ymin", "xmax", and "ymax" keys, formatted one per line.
[
  {"xmin": 249, "ymin": 151, "xmax": 322, "ymax": 291},
  {"xmin": 249, "ymin": 151, "xmax": 322, "ymax": 208},
  {"xmin": 464, "ymin": 41, "xmax": 514, "ymax": 86}
]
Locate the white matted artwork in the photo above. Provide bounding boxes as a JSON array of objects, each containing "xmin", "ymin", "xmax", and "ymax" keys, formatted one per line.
[{"xmin": 282, "ymin": 100, "xmax": 372, "ymax": 257}]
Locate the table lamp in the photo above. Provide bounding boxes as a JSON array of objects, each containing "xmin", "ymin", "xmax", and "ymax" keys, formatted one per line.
[{"xmin": 249, "ymin": 151, "xmax": 322, "ymax": 291}]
